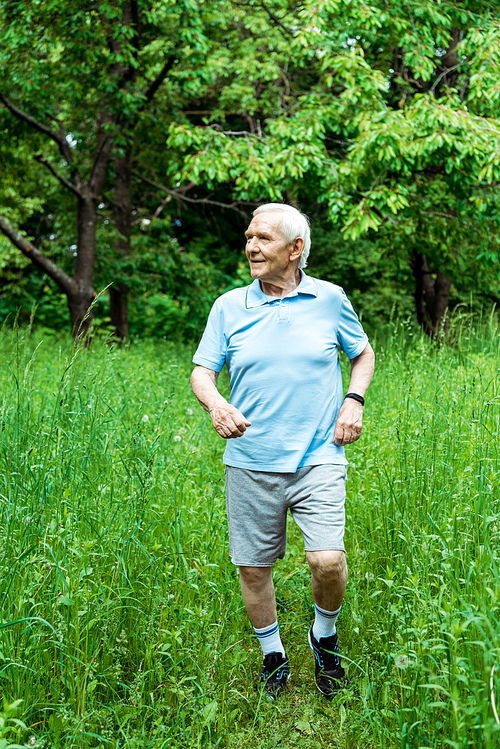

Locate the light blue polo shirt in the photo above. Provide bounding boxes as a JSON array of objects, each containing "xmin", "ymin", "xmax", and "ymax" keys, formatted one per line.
[{"xmin": 193, "ymin": 271, "xmax": 368, "ymax": 472}]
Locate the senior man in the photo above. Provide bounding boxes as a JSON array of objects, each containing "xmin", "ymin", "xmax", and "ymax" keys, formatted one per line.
[{"xmin": 191, "ymin": 203, "xmax": 374, "ymax": 700}]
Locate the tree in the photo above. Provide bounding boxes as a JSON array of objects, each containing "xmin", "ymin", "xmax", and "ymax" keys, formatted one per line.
[
  {"xmin": 0, "ymin": 0, "xmax": 208, "ymax": 338},
  {"xmin": 168, "ymin": 0, "xmax": 500, "ymax": 334}
]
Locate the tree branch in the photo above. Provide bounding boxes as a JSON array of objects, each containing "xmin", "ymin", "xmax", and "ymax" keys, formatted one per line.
[
  {"xmin": 210, "ymin": 128, "xmax": 259, "ymax": 136},
  {"xmin": 0, "ymin": 214, "xmax": 73, "ymax": 295},
  {"xmin": 430, "ymin": 61, "xmax": 467, "ymax": 95},
  {"xmin": 259, "ymin": 2, "xmax": 295, "ymax": 38},
  {"xmin": 132, "ymin": 170, "xmax": 252, "ymax": 218},
  {"xmin": 142, "ymin": 55, "xmax": 176, "ymax": 107},
  {"xmin": 0, "ymin": 94, "xmax": 74, "ymax": 163},
  {"xmin": 33, "ymin": 154, "xmax": 82, "ymax": 198}
]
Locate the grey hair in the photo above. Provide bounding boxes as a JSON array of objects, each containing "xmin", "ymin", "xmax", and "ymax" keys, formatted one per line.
[{"xmin": 253, "ymin": 203, "xmax": 311, "ymax": 269}]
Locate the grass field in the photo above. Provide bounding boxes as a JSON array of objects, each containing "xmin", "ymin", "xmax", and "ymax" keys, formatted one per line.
[{"xmin": 0, "ymin": 313, "xmax": 499, "ymax": 748}]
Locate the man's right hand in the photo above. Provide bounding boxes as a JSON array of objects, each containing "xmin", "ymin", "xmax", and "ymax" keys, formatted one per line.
[
  {"xmin": 209, "ymin": 403, "xmax": 251, "ymax": 439},
  {"xmin": 190, "ymin": 365, "xmax": 251, "ymax": 439}
]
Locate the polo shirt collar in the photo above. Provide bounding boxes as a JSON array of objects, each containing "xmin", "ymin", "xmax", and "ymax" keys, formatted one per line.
[{"xmin": 245, "ymin": 271, "xmax": 317, "ymax": 309}]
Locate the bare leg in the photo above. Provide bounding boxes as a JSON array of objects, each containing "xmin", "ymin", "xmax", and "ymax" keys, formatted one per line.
[
  {"xmin": 306, "ymin": 550, "xmax": 348, "ymax": 611},
  {"xmin": 238, "ymin": 566, "xmax": 276, "ymax": 629}
]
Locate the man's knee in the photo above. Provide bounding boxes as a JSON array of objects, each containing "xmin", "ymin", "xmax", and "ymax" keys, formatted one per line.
[
  {"xmin": 306, "ymin": 550, "xmax": 347, "ymax": 585},
  {"xmin": 239, "ymin": 565, "xmax": 273, "ymax": 590}
]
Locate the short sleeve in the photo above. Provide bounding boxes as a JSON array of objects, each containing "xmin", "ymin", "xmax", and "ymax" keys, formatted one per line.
[
  {"xmin": 192, "ymin": 299, "xmax": 227, "ymax": 372},
  {"xmin": 336, "ymin": 289, "xmax": 369, "ymax": 359}
]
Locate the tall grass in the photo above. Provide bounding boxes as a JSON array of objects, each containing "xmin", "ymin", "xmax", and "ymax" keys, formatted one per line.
[{"xmin": 0, "ymin": 311, "xmax": 499, "ymax": 748}]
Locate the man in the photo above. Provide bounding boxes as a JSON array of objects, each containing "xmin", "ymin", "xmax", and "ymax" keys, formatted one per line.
[{"xmin": 190, "ymin": 203, "xmax": 374, "ymax": 700}]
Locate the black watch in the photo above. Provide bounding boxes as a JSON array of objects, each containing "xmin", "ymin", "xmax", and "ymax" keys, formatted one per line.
[{"xmin": 344, "ymin": 392, "xmax": 365, "ymax": 406}]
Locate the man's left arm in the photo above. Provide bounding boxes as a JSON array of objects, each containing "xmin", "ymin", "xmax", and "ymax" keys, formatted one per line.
[{"xmin": 334, "ymin": 342, "xmax": 375, "ymax": 446}]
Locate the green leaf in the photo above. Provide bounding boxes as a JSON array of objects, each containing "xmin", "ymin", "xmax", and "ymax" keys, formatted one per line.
[{"xmin": 58, "ymin": 595, "xmax": 74, "ymax": 606}]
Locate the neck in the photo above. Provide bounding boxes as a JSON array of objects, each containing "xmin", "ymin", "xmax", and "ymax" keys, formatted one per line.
[{"xmin": 260, "ymin": 269, "xmax": 302, "ymax": 298}]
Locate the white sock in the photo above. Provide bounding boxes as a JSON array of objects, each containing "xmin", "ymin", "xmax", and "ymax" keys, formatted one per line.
[
  {"xmin": 312, "ymin": 603, "xmax": 341, "ymax": 640},
  {"xmin": 254, "ymin": 620, "xmax": 285, "ymax": 656}
]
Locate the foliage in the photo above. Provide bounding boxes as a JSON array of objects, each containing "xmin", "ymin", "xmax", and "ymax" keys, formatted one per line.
[
  {"xmin": 125, "ymin": 219, "xmax": 226, "ymax": 340},
  {"xmin": 0, "ymin": 0, "xmax": 223, "ymax": 334},
  {"xmin": 168, "ymin": 0, "xmax": 500, "ymax": 312},
  {"xmin": 0, "ymin": 700, "xmax": 27, "ymax": 749},
  {"xmin": 0, "ymin": 317, "xmax": 499, "ymax": 746},
  {"xmin": 2, "ymin": 0, "xmax": 500, "ymax": 333},
  {"xmin": 0, "ymin": 215, "xmax": 231, "ymax": 341},
  {"xmin": 306, "ymin": 217, "xmax": 416, "ymax": 330}
]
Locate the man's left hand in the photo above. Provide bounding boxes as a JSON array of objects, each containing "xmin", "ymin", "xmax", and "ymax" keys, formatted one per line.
[{"xmin": 334, "ymin": 399, "xmax": 363, "ymax": 446}]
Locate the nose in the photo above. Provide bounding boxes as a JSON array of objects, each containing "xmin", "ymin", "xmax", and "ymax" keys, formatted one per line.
[{"xmin": 246, "ymin": 236, "xmax": 258, "ymax": 253}]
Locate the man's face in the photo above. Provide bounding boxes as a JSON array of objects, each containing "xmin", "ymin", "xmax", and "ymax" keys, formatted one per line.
[{"xmin": 244, "ymin": 213, "xmax": 298, "ymax": 285}]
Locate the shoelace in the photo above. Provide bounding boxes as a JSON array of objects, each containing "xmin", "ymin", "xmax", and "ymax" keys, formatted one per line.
[
  {"xmin": 262, "ymin": 655, "xmax": 288, "ymax": 679},
  {"xmin": 313, "ymin": 642, "xmax": 340, "ymax": 670}
]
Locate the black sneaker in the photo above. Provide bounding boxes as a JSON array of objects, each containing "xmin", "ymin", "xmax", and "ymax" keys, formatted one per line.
[
  {"xmin": 308, "ymin": 627, "xmax": 347, "ymax": 698},
  {"xmin": 259, "ymin": 651, "xmax": 290, "ymax": 700}
]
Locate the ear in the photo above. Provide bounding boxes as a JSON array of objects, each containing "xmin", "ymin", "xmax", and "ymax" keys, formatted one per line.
[{"xmin": 289, "ymin": 237, "xmax": 304, "ymax": 261}]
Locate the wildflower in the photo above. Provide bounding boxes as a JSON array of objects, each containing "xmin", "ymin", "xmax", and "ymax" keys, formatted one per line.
[
  {"xmin": 142, "ymin": 415, "xmax": 149, "ymax": 422},
  {"xmin": 394, "ymin": 654, "xmax": 410, "ymax": 669},
  {"xmin": 179, "ymin": 427, "xmax": 187, "ymax": 434},
  {"xmin": 365, "ymin": 572, "xmax": 374, "ymax": 581},
  {"xmin": 173, "ymin": 435, "xmax": 182, "ymax": 442},
  {"xmin": 186, "ymin": 408, "xmax": 193, "ymax": 415}
]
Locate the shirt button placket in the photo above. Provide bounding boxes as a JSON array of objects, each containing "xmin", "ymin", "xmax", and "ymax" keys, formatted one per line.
[{"xmin": 278, "ymin": 299, "xmax": 289, "ymax": 322}]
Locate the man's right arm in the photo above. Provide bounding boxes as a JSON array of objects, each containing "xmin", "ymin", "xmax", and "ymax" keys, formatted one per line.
[{"xmin": 190, "ymin": 365, "xmax": 251, "ymax": 439}]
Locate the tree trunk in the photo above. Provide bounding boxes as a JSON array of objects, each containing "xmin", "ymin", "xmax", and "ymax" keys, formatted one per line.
[
  {"xmin": 0, "ymin": 211, "xmax": 95, "ymax": 341},
  {"xmin": 69, "ymin": 195, "xmax": 99, "ymax": 340},
  {"xmin": 67, "ymin": 286, "xmax": 95, "ymax": 340},
  {"xmin": 109, "ymin": 150, "xmax": 132, "ymax": 340},
  {"xmin": 109, "ymin": 287, "xmax": 129, "ymax": 340},
  {"xmin": 411, "ymin": 250, "xmax": 451, "ymax": 338}
]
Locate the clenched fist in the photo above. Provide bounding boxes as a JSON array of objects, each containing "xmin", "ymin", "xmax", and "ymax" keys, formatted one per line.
[
  {"xmin": 334, "ymin": 399, "xmax": 363, "ymax": 446},
  {"xmin": 210, "ymin": 402, "xmax": 251, "ymax": 439}
]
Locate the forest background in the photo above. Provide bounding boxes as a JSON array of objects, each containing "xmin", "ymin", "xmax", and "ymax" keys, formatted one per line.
[{"xmin": 1, "ymin": 0, "xmax": 500, "ymax": 342}]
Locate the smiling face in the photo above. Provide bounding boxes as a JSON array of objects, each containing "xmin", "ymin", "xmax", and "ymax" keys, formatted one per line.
[{"xmin": 244, "ymin": 212, "xmax": 304, "ymax": 293}]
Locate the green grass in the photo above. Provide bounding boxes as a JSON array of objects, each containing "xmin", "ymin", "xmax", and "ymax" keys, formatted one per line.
[{"xmin": 0, "ymin": 311, "xmax": 499, "ymax": 748}]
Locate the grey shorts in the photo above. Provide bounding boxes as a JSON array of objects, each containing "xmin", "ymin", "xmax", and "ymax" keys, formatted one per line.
[{"xmin": 225, "ymin": 464, "xmax": 347, "ymax": 567}]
